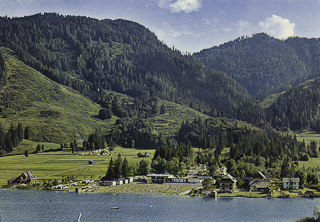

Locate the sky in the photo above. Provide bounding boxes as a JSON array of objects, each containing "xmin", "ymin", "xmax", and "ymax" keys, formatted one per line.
[{"xmin": 1, "ymin": 0, "xmax": 320, "ymax": 53}]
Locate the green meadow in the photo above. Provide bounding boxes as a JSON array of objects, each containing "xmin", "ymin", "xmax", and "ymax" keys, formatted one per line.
[{"xmin": 0, "ymin": 145, "xmax": 155, "ymax": 186}]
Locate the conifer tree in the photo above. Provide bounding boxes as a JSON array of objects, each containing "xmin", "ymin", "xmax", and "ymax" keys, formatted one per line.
[
  {"xmin": 106, "ymin": 158, "xmax": 115, "ymax": 180},
  {"xmin": 121, "ymin": 157, "xmax": 130, "ymax": 178}
]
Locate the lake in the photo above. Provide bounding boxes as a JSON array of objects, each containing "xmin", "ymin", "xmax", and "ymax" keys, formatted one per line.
[{"xmin": 0, "ymin": 189, "xmax": 320, "ymax": 222}]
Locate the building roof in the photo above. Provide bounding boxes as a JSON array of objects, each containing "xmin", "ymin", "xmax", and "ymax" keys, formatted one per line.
[
  {"xmin": 249, "ymin": 180, "xmax": 270, "ymax": 188},
  {"xmin": 253, "ymin": 171, "xmax": 267, "ymax": 180},
  {"xmin": 242, "ymin": 177, "xmax": 253, "ymax": 181},
  {"xmin": 147, "ymin": 174, "xmax": 174, "ymax": 178},
  {"xmin": 20, "ymin": 171, "xmax": 39, "ymax": 180},
  {"xmin": 222, "ymin": 174, "xmax": 237, "ymax": 183},
  {"xmin": 282, "ymin": 177, "xmax": 300, "ymax": 183}
]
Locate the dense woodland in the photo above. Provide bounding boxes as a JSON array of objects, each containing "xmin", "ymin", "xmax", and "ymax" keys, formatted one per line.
[
  {"xmin": 267, "ymin": 78, "xmax": 320, "ymax": 131},
  {"xmin": 194, "ymin": 33, "xmax": 320, "ymax": 99},
  {"xmin": 2, "ymin": 13, "xmax": 320, "ymax": 186},
  {"xmin": 0, "ymin": 13, "xmax": 252, "ymax": 119}
]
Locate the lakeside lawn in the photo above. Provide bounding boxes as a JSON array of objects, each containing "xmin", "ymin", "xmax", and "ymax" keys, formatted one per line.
[{"xmin": 0, "ymin": 145, "xmax": 155, "ymax": 186}]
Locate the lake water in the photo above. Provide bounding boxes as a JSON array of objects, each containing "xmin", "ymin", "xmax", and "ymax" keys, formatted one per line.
[{"xmin": 0, "ymin": 189, "xmax": 320, "ymax": 222}]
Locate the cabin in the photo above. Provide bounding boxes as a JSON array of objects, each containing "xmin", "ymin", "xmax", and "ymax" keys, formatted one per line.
[
  {"xmin": 220, "ymin": 174, "xmax": 237, "ymax": 193},
  {"xmin": 282, "ymin": 177, "xmax": 300, "ymax": 190},
  {"xmin": 7, "ymin": 171, "xmax": 39, "ymax": 185},
  {"xmin": 146, "ymin": 174, "xmax": 174, "ymax": 184}
]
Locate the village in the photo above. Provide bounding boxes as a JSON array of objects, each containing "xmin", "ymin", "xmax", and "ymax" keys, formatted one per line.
[{"xmin": 5, "ymin": 166, "xmax": 318, "ymax": 198}]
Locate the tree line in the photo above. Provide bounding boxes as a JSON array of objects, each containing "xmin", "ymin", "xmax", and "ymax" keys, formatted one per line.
[{"xmin": 0, "ymin": 123, "xmax": 30, "ymax": 156}]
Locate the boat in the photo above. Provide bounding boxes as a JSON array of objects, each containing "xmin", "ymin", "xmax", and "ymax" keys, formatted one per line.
[{"xmin": 111, "ymin": 207, "xmax": 119, "ymax": 209}]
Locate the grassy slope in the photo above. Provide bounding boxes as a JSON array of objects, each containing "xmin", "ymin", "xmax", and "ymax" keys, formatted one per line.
[
  {"xmin": 0, "ymin": 47, "xmax": 115, "ymax": 143},
  {"xmin": 0, "ymin": 146, "xmax": 155, "ymax": 186}
]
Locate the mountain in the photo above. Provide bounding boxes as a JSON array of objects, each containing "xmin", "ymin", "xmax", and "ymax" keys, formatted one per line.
[
  {"xmin": 193, "ymin": 33, "xmax": 320, "ymax": 99},
  {"xmin": 0, "ymin": 13, "xmax": 252, "ymax": 118},
  {"xmin": 264, "ymin": 77, "xmax": 320, "ymax": 131},
  {"xmin": 0, "ymin": 46, "xmax": 252, "ymax": 146}
]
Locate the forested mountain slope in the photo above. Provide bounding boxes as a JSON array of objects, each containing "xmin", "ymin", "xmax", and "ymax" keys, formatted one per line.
[
  {"xmin": 265, "ymin": 77, "xmax": 320, "ymax": 131},
  {"xmin": 0, "ymin": 13, "xmax": 252, "ymax": 118},
  {"xmin": 193, "ymin": 33, "xmax": 320, "ymax": 99},
  {"xmin": 0, "ymin": 46, "xmax": 249, "ymax": 147}
]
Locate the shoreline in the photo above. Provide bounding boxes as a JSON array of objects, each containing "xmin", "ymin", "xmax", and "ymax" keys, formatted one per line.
[{"xmin": 2, "ymin": 183, "xmax": 319, "ymax": 198}]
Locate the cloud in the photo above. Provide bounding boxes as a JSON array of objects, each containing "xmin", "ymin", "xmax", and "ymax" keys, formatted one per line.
[
  {"xmin": 157, "ymin": 0, "xmax": 202, "ymax": 13},
  {"xmin": 259, "ymin": 15, "xmax": 295, "ymax": 39}
]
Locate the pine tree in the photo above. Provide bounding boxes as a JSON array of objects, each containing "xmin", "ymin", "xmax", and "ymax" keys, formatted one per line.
[
  {"xmin": 121, "ymin": 157, "xmax": 130, "ymax": 178},
  {"xmin": 106, "ymin": 158, "xmax": 115, "ymax": 180},
  {"xmin": 114, "ymin": 154, "xmax": 122, "ymax": 179}
]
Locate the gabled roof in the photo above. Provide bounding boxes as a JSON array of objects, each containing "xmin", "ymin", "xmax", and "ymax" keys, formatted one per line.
[
  {"xmin": 253, "ymin": 171, "xmax": 267, "ymax": 180},
  {"xmin": 249, "ymin": 180, "xmax": 270, "ymax": 188},
  {"xmin": 20, "ymin": 171, "xmax": 39, "ymax": 180},
  {"xmin": 222, "ymin": 174, "xmax": 237, "ymax": 183},
  {"xmin": 282, "ymin": 177, "xmax": 300, "ymax": 183}
]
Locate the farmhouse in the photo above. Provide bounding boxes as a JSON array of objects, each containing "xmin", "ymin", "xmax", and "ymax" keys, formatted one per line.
[
  {"xmin": 7, "ymin": 171, "xmax": 39, "ymax": 185},
  {"xmin": 220, "ymin": 174, "xmax": 237, "ymax": 193},
  {"xmin": 282, "ymin": 177, "xmax": 300, "ymax": 190}
]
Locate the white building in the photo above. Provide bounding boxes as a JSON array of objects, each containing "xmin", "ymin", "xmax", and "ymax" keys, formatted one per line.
[{"xmin": 282, "ymin": 177, "xmax": 300, "ymax": 190}]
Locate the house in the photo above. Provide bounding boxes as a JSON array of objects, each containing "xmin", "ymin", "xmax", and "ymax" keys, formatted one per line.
[
  {"xmin": 243, "ymin": 171, "xmax": 270, "ymax": 192},
  {"xmin": 88, "ymin": 160, "xmax": 95, "ymax": 164},
  {"xmin": 146, "ymin": 174, "xmax": 174, "ymax": 184},
  {"xmin": 220, "ymin": 174, "xmax": 237, "ymax": 193},
  {"xmin": 7, "ymin": 171, "xmax": 39, "ymax": 185},
  {"xmin": 282, "ymin": 177, "xmax": 300, "ymax": 190},
  {"xmin": 249, "ymin": 180, "xmax": 270, "ymax": 193}
]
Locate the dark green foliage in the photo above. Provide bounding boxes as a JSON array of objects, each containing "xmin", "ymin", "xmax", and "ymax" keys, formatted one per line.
[
  {"xmin": 108, "ymin": 118, "xmax": 158, "ymax": 148},
  {"xmin": 267, "ymin": 77, "xmax": 320, "ymax": 131},
  {"xmin": 114, "ymin": 154, "xmax": 122, "ymax": 179},
  {"xmin": 0, "ymin": 51, "xmax": 6, "ymax": 89},
  {"xmin": 87, "ymin": 132, "xmax": 106, "ymax": 150},
  {"xmin": 194, "ymin": 33, "xmax": 320, "ymax": 99},
  {"xmin": 36, "ymin": 144, "xmax": 41, "ymax": 152},
  {"xmin": 0, "ymin": 123, "xmax": 24, "ymax": 153},
  {"xmin": 24, "ymin": 126, "xmax": 30, "ymax": 140},
  {"xmin": 153, "ymin": 142, "xmax": 193, "ymax": 162},
  {"xmin": 24, "ymin": 149, "xmax": 28, "ymax": 157},
  {"xmin": 0, "ymin": 13, "xmax": 251, "ymax": 119},
  {"xmin": 121, "ymin": 157, "xmax": 130, "ymax": 178},
  {"xmin": 105, "ymin": 158, "xmax": 115, "ymax": 180},
  {"xmin": 98, "ymin": 108, "xmax": 113, "ymax": 120},
  {"xmin": 105, "ymin": 156, "xmax": 131, "ymax": 180},
  {"xmin": 138, "ymin": 159, "xmax": 149, "ymax": 175},
  {"xmin": 202, "ymin": 178, "xmax": 214, "ymax": 190}
]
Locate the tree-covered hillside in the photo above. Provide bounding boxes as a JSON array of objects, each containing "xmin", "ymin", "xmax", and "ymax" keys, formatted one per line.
[
  {"xmin": 266, "ymin": 77, "xmax": 320, "ymax": 131},
  {"xmin": 193, "ymin": 33, "xmax": 320, "ymax": 99},
  {"xmin": 0, "ymin": 13, "xmax": 252, "ymax": 118}
]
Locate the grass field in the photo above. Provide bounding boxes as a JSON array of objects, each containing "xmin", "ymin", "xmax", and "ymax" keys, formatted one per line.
[
  {"xmin": 0, "ymin": 146, "xmax": 155, "ymax": 186},
  {"xmin": 295, "ymin": 130, "xmax": 320, "ymax": 144}
]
